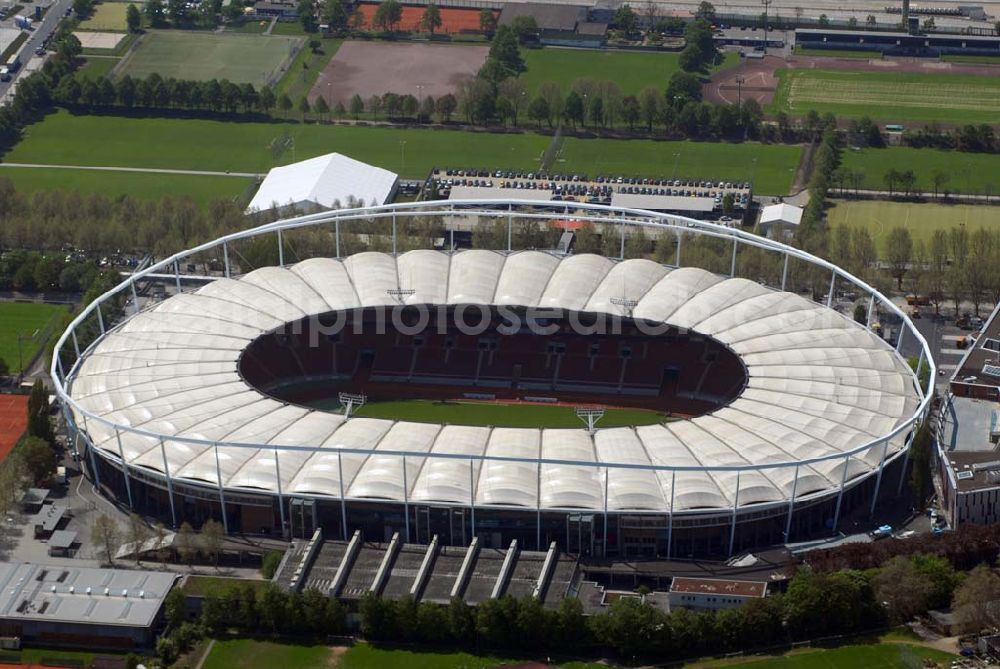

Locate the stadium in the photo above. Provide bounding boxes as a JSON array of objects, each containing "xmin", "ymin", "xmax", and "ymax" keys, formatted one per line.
[{"xmin": 51, "ymin": 201, "xmax": 934, "ymax": 559}]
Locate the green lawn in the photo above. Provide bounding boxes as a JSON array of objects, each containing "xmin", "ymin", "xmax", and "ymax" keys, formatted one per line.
[
  {"xmin": 839, "ymin": 146, "xmax": 1000, "ymax": 195},
  {"xmin": 557, "ymin": 138, "xmax": 801, "ymax": 195},
  {"xmin": 6, "ymin": 110, "xmax": 551, "ymax": 178},
  {"xmin": 75, "ymin": 56, "xmax": 120, "ymax": 81},
  {"xmin": 519, "ymin": 48, "xmax": 737, "ymax": 97},
  {"xmin": 342, "ymin": 399, "xmax": 668, "ymax": 428},
  {"xmin": 340, "ymin": 643, "xmax": 604, "ymax": 669},
  {"xmin": 692, "ymin": 642, "xmax": 953, "ymax": 668},
  {"xmin": 77, "ymin": 2, "xmax": 136, "ymax": 31},
  {"xmin": 771, "ymin": 68, "xmax": 1000, "ymax": 124},
  {"xmin": 180, "ymin": 575, "xmax": 268, "ymax": 596},
  {"xmin": 119, "ymin": 30, "xmax": 302, "ymax": 86},
  {"xmin": 0, "ymin": 302, "xmax": 69, "ymax": 373},
  {"xmin": 202, "ymin": 639, "xmax": 332, "ymax": 669},
  {"xmin": 276, "ymin": 37, "xmax": 343, "ymax": 102},
  {"xmin": 0, "ymin": 165, "xmax": 253, "ymax": 207},
  {"xmin": 6, "ymin": 647, "xmax": 126, "ymax": 665},
  {"xmin": 826, "ymin": 199, "xmax": 1000, "ymax": 254}
]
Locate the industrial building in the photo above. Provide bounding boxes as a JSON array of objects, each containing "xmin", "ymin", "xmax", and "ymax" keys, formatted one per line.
[
  {"xmin": 795, "ymin": 28, "xmax": 1000, "ymax": 56},
  {"xmin": 0, "ymin": 562, "xmax": 178, "ymax": 650}
]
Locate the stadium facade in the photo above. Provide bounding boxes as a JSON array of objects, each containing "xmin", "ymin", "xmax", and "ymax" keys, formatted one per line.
[{"xmin": 52, "ymin": 201, "xmax": 934, "ymax": 558}]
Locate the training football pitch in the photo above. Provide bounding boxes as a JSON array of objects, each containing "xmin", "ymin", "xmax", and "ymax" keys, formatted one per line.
[
  {"xmin": 772, "ymin": 69, "xmax": 1000, "ymax": 124},
  {"xmin": 826, "ymin": 199, "xmax": 1000, "ymax": 252},
  {"xmin": 6, "ymin": 112, "xmax": 802, "ymax": 194},
  {"xmin": 839, "ymin": 147, "xmax": 1000, "ymax": 196},
  {"xmin": 77, "ymin": 2, "xmax": 135, "ymax": 31},
  {"xmin": 0, "ymin": 302, "xmax": 69, "ymax": 374},
  {"xmin": 119, "ymin": 31, "xmax": 301, "ymax": 86}
]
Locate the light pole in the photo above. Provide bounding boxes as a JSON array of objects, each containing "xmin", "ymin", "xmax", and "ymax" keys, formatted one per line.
[{"xmin": 761, "ymin": 0, "xmax": 772, "ymax": 55}]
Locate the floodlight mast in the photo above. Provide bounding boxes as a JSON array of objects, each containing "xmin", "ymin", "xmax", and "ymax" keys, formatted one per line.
[
  {"xmin": 339, "ymin": 392, "xmax": 367, "ymax": 419},
  {"xmin": 576, "ymin": 407, "xmax": 606, "ymax": 434},
  {"xmin": 610, "ymin": 296, "xmax": 639, "ymax": 319},
  {"xmin": 387, "ymin": 288, "xmax": 416, "ymax": 305}
]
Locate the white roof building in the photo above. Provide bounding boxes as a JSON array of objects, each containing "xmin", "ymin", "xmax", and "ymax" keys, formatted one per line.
[
  {"xmin": 246, "ymin": 153, "xmax": 399, "ymax": 214},
  {"xmin": 759, "ymin": 203, "xmax": 803, "ymax": 239}
]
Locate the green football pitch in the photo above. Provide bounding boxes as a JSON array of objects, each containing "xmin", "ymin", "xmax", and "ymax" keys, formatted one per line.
[
  {"xmin": 771, "ymin": 68, "xmax": 1000, "ymax": 124},
  {"xmin": 0, "ymin": 302, "xmax": 69, "ymax": 374},
  {"xmin": 119, "ymin": 31, "xmax": 301, "ymax": 86},
  {"xmin": 838, "ymin": 146, "xmax": 1000, "ymax": 196},
  {"xmin": 311, "ymin": 399, "xmax": 669, "ymax": 428},
  {"xmin": 76, "ymin": 2, "xmax": 135, "ymax": 31}
]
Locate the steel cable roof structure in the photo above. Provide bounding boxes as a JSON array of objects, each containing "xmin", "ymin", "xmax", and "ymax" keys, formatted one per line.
[{"xmin": 52, "ymin": 200, "xmax": 934, "ymax": 557}]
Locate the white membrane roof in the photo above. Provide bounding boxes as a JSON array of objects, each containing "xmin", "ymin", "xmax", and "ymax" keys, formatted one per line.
[{"xmin": 70, "ymin": 251, "xmax": 920, "ymax": 514}]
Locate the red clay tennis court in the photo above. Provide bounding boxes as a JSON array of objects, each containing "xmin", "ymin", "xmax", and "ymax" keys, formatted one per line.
[
  {"xmin": 0, "ymin": 394, "xmax": 28, "ymax": 462},
  {"xmin": 357, "ymin": 3, "xmax": 495, "ymax": 33}
]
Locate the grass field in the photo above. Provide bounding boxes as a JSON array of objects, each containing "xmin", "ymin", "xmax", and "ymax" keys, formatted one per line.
[
  {"xmin": 558, "ymin": 138, "xmax": 801, "ymax": 195},
  {"xmin": 694, "ymin": 642, "xmax": 953, "ymax": 668},
  {"xmin": 839, "ymin": 146, "xmax": 1000, "ymax": 195},
  {"xmin": 0, "ymin": 302, "xmax": 69, "ymax": 373},
  {"xmin": 771, "ymin": 68, "xmax": 1000, "ymax": 124},
  {"xmin": 77, "ymin": 2, "xmax": 135, "ymax": 31},
  {"xmin": 276, "ymin": 37, "xmax": 342, "ymax": 102},
  {"xmin": 120, "ymin": 31, "xmax": 301, "ymax": 86},
  {"xmin": 324, "ymin": 399, "xmax": 668, "ymax": 428},
  {"xmin": 202, "ymin": 640, "xmax": 331, "ymax": 669},
  {"xmin": 180, "ymin": 575, "xmax": 268, "ymax": 596},
  {"xmin": 75, "ymin": 56, "xmax": 120, "ymax": 81},
  {"xmin": 519, "ymin": 48, "xmax": 737, "ymax": 97},
  {"xmin": 826, "ymin": 199, "xmax": 1000, "ymax": 253},
  {"xmin": 0, "ymin": 165, "xmax": 253, "ymax": 206}
]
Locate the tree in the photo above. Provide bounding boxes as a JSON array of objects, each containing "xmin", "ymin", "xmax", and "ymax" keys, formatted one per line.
[
  {"xmin": 421, "ymin": 3, "xmax": 442, "ymax": 33},
  {"xmin": 666, "ymin": 71, "xmax": 702, "ymax": 107},
  {"xmin": 510, "ymin": 15, "xmax": 538, "ymax": 43},
  {"xmin": 73, "ymin": 0, "xmax": 94, "ymax": 17},
  {"xmin": 418, "ymin": 95, "xmax": 435, "ymax": 121},
  {"xmin": 259, "ymin": 86, "xmax": 276, "ymax": 113},
  {"xmin": 621, "ymin": 95, "xmax": 640, "ymax": 129},
  {"xmin": 373, "ymin": 0, "xmax": 402, "ymax": 32},
  {"xmin": 200, "ymin": 518, "xmax": 225, "ymax": 567},
  {"xmin": 639, "ymin": 85, "xmax": 661, "ymax": 132},
  {"xmin": 92, "ymin": 513, "xmax": 122, "ymax": 566},
  {"xmin": 479, "ymin": 8, "xmax": 497, "ymax": 35},
  {"xmin": 314, "ymin": 95, "xmax": 330, "ymax": 120},
  {"xmin": 679, "ymin": 44, "xmax": 705, "ymax": 72},
  {"xmin": 883, "ymin": 168, "xmax": 900, "ymax": 196},
  {"xmin": 695, "ymin": 1, "xmax": 716, "ymax": 21},
  {"xmin": 176, "ymin": 521, "xmax": 197, "ymax": 566},
  {"xmin": 488, "ymin": 25, "xmax": 526, "ymax": 75},
  {"xmin": 298, "ymin": 0, "xmax": 317, "ymax": 32},
  {"xmin": 563, "ymin": 91, "xmax": 584, "ymax": 128},
  {"xmin": 613, "ymin": 4, "xmax": 638, "ymax": 35},
  {"xmin": 126, "ymin": 3, "xmax": 142, "ymax": 32},
  {"xmin": 0, "ymin": 357, "xmax": 8, "ymax": 377},
  {"xmin": 278, "ymin": 93, "xmax": 293, "ymax": 117},
  {"xmin": 349, "ymin": 93, "xmax": 364, "ymax": 119},
  {"xmin": 952, "ymin": 564, "xmax": 1000, "ymax": 633},
  {"xmin": 28, "ymin": 379, "xmax": 53, "ymax": 442},
  {"xmin": 873, "ymin": 556, "xmax": 933, "ymax": 623},
  {"xmin": 168, "ymin": 0, "xmax": 187, "ymax": 24},
  {"xmin": 885, "ymin": 226, "xmax": 913, "ymax": 290},
  {"xmin": 435, "ymin": 93, "xmax": 456, "ymax": 122},
  {"xmin": 322, "ymin": 0, "xmax": 348, "ymax": 31},
  {"xmin": 164, "ymin": 587, "xmax": 186, "ymax": 628},
  {"xmin": 261, "ymin": 550, "xmax": 283, "ymax": 578},
  {"xmin": 931, "ymin": 170, "xmax": 949, "ymax": 199},
  {"xmin": 126, "ymin": 513, "xmax": 151, "ymax": 565},
  {"xmin": 21, "ymin": 436, "xmax": 56, "ymax": 483},
  {"xmin": 527, "ymin": 95, "xmax": 549, "ymax": 128}
]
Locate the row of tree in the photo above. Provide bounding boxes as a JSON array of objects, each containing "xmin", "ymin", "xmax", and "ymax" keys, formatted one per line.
[{"xmin": 902, "ymin": 122, "xmax": 998, "ymax": 154}]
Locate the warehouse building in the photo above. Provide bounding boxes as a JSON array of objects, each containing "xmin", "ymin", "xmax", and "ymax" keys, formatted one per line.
[{"xmin": 0, "ymin": 562, "xmax": 178, "ymax": 650}]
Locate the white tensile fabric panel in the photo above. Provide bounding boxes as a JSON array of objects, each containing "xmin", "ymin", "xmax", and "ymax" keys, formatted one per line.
[
  {"xmin": 632, "ymin": 267, "xmax": 722, "ymax": 323},
  {"xmin": 669, "ymin": 278, "xmax": 772, "ymax": 330},
  {"xmin": 749, "ymin": 377, "xmax": 914, "ymax": 416},
  {"xmin": 84, "ymin": 331, "xmax": 243, "ymax": 355},
  {"xmin": 540, "ymin": 430, "xmax": 602, "ymax": 510},
  {"xmin": 584, "ymin": 259, "xmax": 670, "ymax": 315},
  {"xmin": 448, "ymin": 250, "xmax": 506, "ymax": 305},
  {"xmin": 635, "ymin": 424, "xmax": 728, "ymax": 510},
  {"xmin": 477, "ymin": 428, "xmax": 540, "ymax": 507},
  {"xmin": 594, "ymin": 428, "xmax": 667, "ymax": 511},
  {"xmin": 492, "ymin": 251, "xmax": 561, "ymax": 306},
  {"xmin": 348, "ymin": 422, "xmax": 440, "ymax": 500},
  {"xmin": 117, "ymin": 312, "xmax": 260, "ymax": 341},
  {"xmin": 240, "ymin": 267, "xmax": 331, "ymax": 317},
  {"xmin": 344, "ymin": 252, "xmax": 399, "ymax": 307},
  {"xmin": 411, "ymin": 425, "xmax": 490, "ymax": 503},
  {"xmin": 288, "ymin": 418, "xmax": 392, "ymax": 496},
  {"xmin": 196, "ymin": 278, "xmax": 306, "ymax": 323},
  {"xmin": 731, "ymin": 327, "xmax": 884, "ymax": 356},
  {"xmin": 720, "ymin": 308, "xmax": 848, "ymax": 344},
  {"xmin": 539, "ymin": 254, "xmax": 615, "ymax": 311},
  {"xmin": 291, "ymin": 258, "xmax": 361, "ymax": 312},
  {"xmin": 697, "ymin": 292, "xmax": 815, "ymax": 338},
  {"xmin": 397, "ymin": 250, "xmax": 451, "ymax": 305},
  {"xmin": 151, "ymin": 293, "xmax": 283, "ymax": 332}
]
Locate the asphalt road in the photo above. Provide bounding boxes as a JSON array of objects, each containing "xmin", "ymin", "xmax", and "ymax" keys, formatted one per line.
[{"xmin": 0, "ymin": 0, "xmax": 72, "ymax": 100}]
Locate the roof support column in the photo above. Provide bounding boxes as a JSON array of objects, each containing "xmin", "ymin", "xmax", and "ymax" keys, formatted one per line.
[
  {"xmin": 831, "ymin": 454, "xmax": 851, "ymax": 535},
  {"xmin": 867, "ymin": 293, "xmax": 877, "ymax": 328},
  {"xmin": 338, "ymin": 450, "xmax": 348, "ymax": 540},
  {"xmin": 275, "ymin": 448, "xmax": 286, "ymax": 539},
  {"xmin": 71, "ymin": 329, "xmax": 81, "ymax": 360},
  {"xmin": 506, "ymin": 204, "xmax": 512, "ymax": 252},
  {"xmin": 277, "ymin": 228, "xmax": 285, "ymax": 267},
  {"xmin": 619, "ymin": 219, "xmax": 625, "ymax": 260},
  {"xmin": 403, "ymin": 456, "xmax": 410, "ymax": 543},
  {"xmin": 130, "ymin": 279, "xmax": 139, "ymax": 316},
  {"xmin": 335, "ymin": 219, "xmax": 341, "ymax": 258},
  {"xmin": 603, "ymin": 467, "xmax": 609, "ymax": 558},
  {"xmin": 114, "ymin": 428, "xmax": 133, "ymax": 510},
  {"xmin": 174, "ymin": 259, "xmax": 182, "ymax": 293},
  {"xmin": 730, "ymin": 237, "xmax": 738, "ymax": 277},
  {"xmin": 666, "ymin": 470, "xmax": 675, "ymax": 559},
  {"xmin": 785, "ymin": 464, "xmax": 800, "ymax": 543},
  {"xmin": 536, "ymin": 458, "xmax": 542, "ymax": 550},
  {"xmin": 781, "ymin": 252, "xmax": 789, "ymax": 291},
  {"xmin": 869, "ymin": 439, "xmax": 891, "ymax": 517},
  {"xmin": 896, "ymin": 324, "xmax": 906, "ymax": 353},
  {"xmin": 915, "ymin": 349, "xmax": 926, "ymax": 397},
  {"xmin": 392, "ymin": 213, "xmax": 397, "ymax": 256},
  {"xmin": 214, "ymin": 444, "xmax": 228, "ymax": 534},
  {"xmin": 96, "ymin": 303, "xmax": 105, "ymax": 335},
  {"xmin": 675, "ymin": 232, "xmax": 682, "ymax": 268},
  {"xmin": 469, "ymin": 457, "xmax": 476, "ymax": 542},
  {"xmin": 897, "ymin": 429, "xmax": 917, "ymax": 496},
  {"xmin": 82, "ymin": 414, "xmax": 101, "ymax": 491},
  {"xmin": 223, "ymin": 241, "xmax": 231, "ymax": 279},
  {"xmin": 160, "ymin": 438, "xmax": 177, "ymax": 529},
  {"xmin": 826, "ymin": 270, "xmax": 836, "ymax": 308},
  {"xmin": 728, "ymin": 471, "xmax": 741, "ymax": 557}
]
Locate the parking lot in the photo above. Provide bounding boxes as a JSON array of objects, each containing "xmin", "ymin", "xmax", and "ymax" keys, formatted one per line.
[{"xmin": 429, "ymin": 168, "xmax": 753, "ymax": 218}]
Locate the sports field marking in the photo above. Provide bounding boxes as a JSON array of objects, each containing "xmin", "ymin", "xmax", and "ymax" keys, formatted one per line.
[
  {"xmin": 119, "ymin": 31, "xmax": 302, "ymax": 87},
  {"xmin": 73, "ymin": 31, "xmax": 124, "ymax": 50}
]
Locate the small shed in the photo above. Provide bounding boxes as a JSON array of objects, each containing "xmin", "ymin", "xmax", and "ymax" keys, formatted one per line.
[
  {"xmin": 20, "ymin": 487, "xmax": 50, "ymax": 513},
  {"xmin": 759, "ymin": 203, "xmax": 803, "ymax": 239},
  {"xmin": 48, "ymin": 529, "xmax": 79, "ymax": 557}
]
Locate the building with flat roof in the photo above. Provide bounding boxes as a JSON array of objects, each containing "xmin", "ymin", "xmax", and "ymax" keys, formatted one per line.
[
  {"xmin": 759, "ymin": 203, "xmax": 803, "ymax": 240},
  {"xmin": 668, "ymin": 577, "xmax": 767, "ymax": 611},
  {"xmin": 0, "ymin": 562, "xmax": 178, "ymax": 649},
  {"xmin": 498, "ymin": 3, "xmax": 607, "ymax": 47}
]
